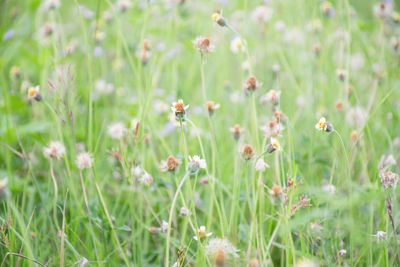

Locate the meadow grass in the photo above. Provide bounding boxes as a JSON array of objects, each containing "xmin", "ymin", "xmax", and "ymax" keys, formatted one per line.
[{"xmin": 0, "ymin": 0, "xmax": 400, "ymax": 266}]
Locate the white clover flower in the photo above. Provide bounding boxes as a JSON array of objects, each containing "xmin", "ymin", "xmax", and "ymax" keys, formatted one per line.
[
  {"xmin": 76, "ymin": 152, "xmax": 94, "ymax": 170},
  {"xmin": 255, "ymin": 158, "xmax": 270, "ymax": 172},
  {"xmin": 230, "ymin": 36, "xmax": 245, "ymax": 54},
  {"xmin": 107, "ymin": 122, "xmax": 127, "ymax": 140},
  {"xmin": 43, "ymin": 141, "xmax": 66, "ymax": 160},
  {"xmin": 193, "ymin": 226, "xmax": 212, "ymax": 240}
]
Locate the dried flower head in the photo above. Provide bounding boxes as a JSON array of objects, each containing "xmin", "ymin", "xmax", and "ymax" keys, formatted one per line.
[
  {"xmin": 243, "ymin": 76, "xmax": 261, "ymax": 93},
  {"xmin": 76, "ymin": 152, "xmax": 94, "ymax": 170},
  {"xmin": 379, "ymin": 171, "xmax": 398, "ymax": 190},
  {"xmin": 229, "ymin": 124, "xmax": 243, "ymax": 140},
  {"xmin": 315, "ymin": 117, "xmax": 333, "ymax": 132},
  {"xmin": 43, "ymin": 141, "xmax": 66, "ymax": 160},
  {"xmin": 171, "ymin": 99, "xmax": 189, "ymax": 121},
  {"xmin": 240, "ymin": 144, "xmax": 255, "ymax": 160},
  {"xmin": 193, "ymin": 37, "xmax": 215, "ymax": 55},
  {"xmin": 160, "ymin": 155, "xmax": 181, "ymax": 172}
]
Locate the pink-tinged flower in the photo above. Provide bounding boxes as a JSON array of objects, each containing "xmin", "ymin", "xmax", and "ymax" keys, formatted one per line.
[
  {"xmin": 260, "ymin": 90, "xmax": 281, "ymax": 105},
  {"xmin": 229, "ymin": 124, "xmax": 243, "ymax": 140},
  {"xmin": 205, "ymin": 238, "xmax": 239, "ymax": 265},
  {"xmin": 160, "ymin": 155, "xmax": 181, "ymax": 172},
  {"xmin": 207, "ymin": 101, "xmax": 220, "ymax": 116},
  {"xmin": 43, "ymin": 141, "xmax": 66, "ymax": 160},
  {"xmin": 76, "ymin": 152, "xmax": 94, "ymax": 170},
  {"xmin": 251, "ymin": 6, "xmax": 273, "ymax": 23},
  {"xmin": 193, "ymin": 226, "xmax": 212, "ymax": 240},
  {"xmin": 193, "ymin": 37, "xmax": 215, "ymax": 55},
  {"xmin": 243, "ymin": 76, "xmax": 262, "ymax": 93}
]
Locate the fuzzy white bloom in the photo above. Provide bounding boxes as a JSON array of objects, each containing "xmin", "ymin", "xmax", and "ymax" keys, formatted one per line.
[
  {"xmin": 107, "ymin": 122, "xmax": 127, "ymax": 140},
  {"xmin": 43, "ymin": 141, "xmax": 66, "ymax": 160},
  {"xmin": 373, "ymin": 3, "xmax": 393, "ymax": 19},
  {"xmin": 251, "ymin": 6, "xmax": 273, "ymax": 23},
  {"xmin": 274, "ymin": 21, "xmax": 286, "ymax": 32},
  {"xmin": 139, "ymin": 172, "xmax": 153, "ymax": 186},
  {"xmin": 230, "ymin": 37, "xmax": 245, "ymax": 54},
  {"xmin": 255, "ymin": 158, "xmax": 270, "ymax": 172},
  {"xmin": 205, "ymin": 238, "xmax": 239, "ymax": 263},
  {"xmin": 76, "ymin": 152, "xmax": 94, "ymax": 170},
  {"xmin": 193, "ymin": 225, "xmax": 212, "ymax": 240},
  {"xmin": 373, "ymin": 231, "xmax": 387, "ymax": 242},
  {"xmin": 160, "ymin": 220, "xmax": 169, "ymax": 233}
]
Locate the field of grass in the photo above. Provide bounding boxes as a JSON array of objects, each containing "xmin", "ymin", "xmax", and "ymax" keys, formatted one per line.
[{"xmin": 1, "ymin": 0, "xmax": 400, "ymax": 266}]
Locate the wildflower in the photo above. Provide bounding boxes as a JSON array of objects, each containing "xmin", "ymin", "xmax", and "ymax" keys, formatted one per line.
[
  {"xmin": 0, "ymin": 178, "xmax": 10, "ymax": 200},
  {"xmin": 116, "ymin": 0, "xmax": 132, "ymax": 12},
  {"xmin": 153, "ymin": 100, "xmax": 168, "ymax": 114},
  {"xmin": 160, "ymin": 220, "xmax": 169, "ymax": 233},
  {"xmin": 160, "ymin": 155, "xmax": 181, "ymax": 172},
  {"xmin": 266, "ymin": 138, "xmax": 281, "ymax": 153},
  {"xmin": 193, "ymin": 37, "xmax": 215, "ymax": 55},
  {"xmin": 393, "ymin": 12, "xmax": 400, "ymax": 23},
  {"xmin": 188, "ymin": 155, "xmax": 206, "ymax": 175},
  {"xmin": 28, "ymin": 86, "xmax": 42, "ymax": 101},
  {"xmin": 205, "ymin": 238, "xmax": 239, "ymax": 266},
  {"xmin": 95, "ymin": 79, "xmax": 114, "ymax": 94},
  {"xmin": 390, "ymin": 36, "xmax": 400, "ymax": 54},
  {"xmin": 295, "ymin": 258, "xmax": 318, "ymax": 267},
  {"xmin": 312, "ymin": 43, "xmax": 321, "ymax": 56},
  {"xmin": 243, "ymin": 76, "xmax": 261, "ymax": 93},
  {"xmin": 43, "ymin": 141, "xmax": 66, "ymax": 160},
  {"xmin": 139, "ymin": 172, "xmax": 153, "ymax": 186},
  {"xmin": 373, "ymin": 231, "xmax": 387, "ymax": 242},
  {"xmin": 179, "ymin": 207, "xmax": 190, "ymax": 217},
  {"xmin": 335, "ymin": 100, "xmax": 344, "ymax": 112},
  {"xmin": 76, "ymin": 152, "xmax": 94, "ymax": 170},
  {"xmin": 240, "ymin": 144, "xmax": 255, "ymax": 160},
  {"xmin": 212, "ymin": 12, "xmax": 226, "ymax": 26},
  {"xmin": 310, "ymin": 221, "xmax": 323, "ymax": 233},
  {"xmin": 320, "ymin": 1, "xmax": 335, "ymax": 17},
  {"xmin": 315, "ymin": 117, "xmax": 334, "ymax": 132},
  {"xmin": 338, "ymin": 249, "xmax": 346, "ymax": 257},
  {"xmin": 350, "ymin": 130, "xmax": 358, "ymax": 143},
  {"xmin": 260, "ymin": 90, "xmax": 281, "ymax": 105},
  {"xmin": 269, "ymin": 185, "xmax": 282, "ymax": 199},
  {"xmin": 346, "ymin": 107, "xmax": 367, "ymax": 127},
  {"xmin": 171, "ymin": 99, "xmax": 189, "ymax": 121},
  {"xmin": 336, "ymin": 69, "xmax": 347, "ymax": 81},
  {"xmin": 193, "ymin": 226, "xmax": 212, "ymax": 240},
  {"xmin": 255, "ymin": 158, "xmax": 269, "ymax": 172},
  {"xmin": 373, "ymin": 3, "xmax": 392, "ymax": 19},
  {"xmin": 95, "ymin": 31, "xmax": 105, "ymax": 43},
  {"xmin": 379, "ymin": 154, "xmax": 396, "ymax": 167},
  {"xmin": 107, "ymin": 122, "xmax": 127, "ymax": 140},
  {"xmin": 10, "ymin": 66, "xmax": 21, "ymax": 79},
  {"xmin": 274, "ymin": 111, "xmax": 288, "ymax": 123},
  {"xmin": 230, "ymin": 36, "xmax": 245, "ymax": 54},
  {"xmin": 272, "ymin": 63, "xmax": 281, "ymax": 74},
  {"xmin": 230, "ymin": 125, "xmax": 243, "ymax": 141},
  {"xmin": 207, "ymin": 101, "xmax": 220, "ymax": 116},
  {"xmin": 251, "ymin": 6, "xmax": 273, "ymax": 23},
  {"xmin": 43, "ymin": 0, "xmax": 60, "ymax": 10},
  {"xmin": 322, "ymin": 183, "xmax": 336, "ymax": 195},
  {"xmin": 307, "ymin": 19, "xmax": 322, "ymax": 33}
]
